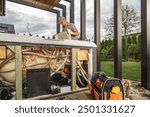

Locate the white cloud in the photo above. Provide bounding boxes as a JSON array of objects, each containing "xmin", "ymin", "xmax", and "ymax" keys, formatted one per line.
[
  {"xmin": 0, "ymin": 0, "xmax": 141, "ymax": 39},
  {"xmin": 0, "ymin": 1, "xmax": 57, "ymax": 36}
]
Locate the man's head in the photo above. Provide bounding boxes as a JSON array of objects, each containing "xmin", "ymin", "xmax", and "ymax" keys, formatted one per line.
[{"xmin": 58, "ymin": 16, "xmax": 67, "ymax": 26}]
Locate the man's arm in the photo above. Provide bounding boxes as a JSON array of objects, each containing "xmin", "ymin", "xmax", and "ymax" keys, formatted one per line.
[
  {"xmin": 70, "ymin": 23, "xmax": 80, "ymax": 36},
  {"xmin": 72, "ymin": 28, "xmax": 80, "ymax": 36}
]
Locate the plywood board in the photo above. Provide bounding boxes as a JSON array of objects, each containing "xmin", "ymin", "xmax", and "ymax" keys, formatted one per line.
[
  {"xmin": 77, "ymin": 50, "xmax": 89, "ymax": 61},
  {"xmin": 0, "ymin": 46, "xmax": 6, "ymax": 59}
]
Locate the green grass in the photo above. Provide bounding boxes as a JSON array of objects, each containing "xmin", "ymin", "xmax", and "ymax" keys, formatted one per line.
[{"xmin": 101, "ymin": 61, "xmax": 141, "ymax": 81}]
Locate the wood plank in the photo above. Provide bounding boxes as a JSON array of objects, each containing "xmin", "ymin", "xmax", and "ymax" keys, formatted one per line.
[
  {"xmin": 28, "ymin": 88, "xmax": 88, "ymax": 100},
  {"xmin": 71, "ymin": 49, "xmax": 78, "ymax": 91},
  {"xmin": 35, "ymin": 0, "xmax": 47, "ymax": 3},
  {"xmin": 15, "ymin": 46, "xmax": 23, "ymax": 100},
  {"xmin": 8, "ymin": 0, "xmax": 60, "ymax": 10},
  {"xmin": 47, "ymin": 0, "xmax": 60, "ymax": 6},
  {"xmin": 52, "ymin": 0, "xmax": 60, "ymax": 6},
  {"xmin": 35, "ymin": 0, "xmax": 60, "ymax": 6},
  {"xmin": 16, "ymin": 0, "xmax": 53, "ymax": 10},
  {"xmin": 65, "ymin": 91, "xmax": 94, "ymax": 100},
  {"xmin": 7, "ymin": 46, "xmax": 15, "ymax": 53}
]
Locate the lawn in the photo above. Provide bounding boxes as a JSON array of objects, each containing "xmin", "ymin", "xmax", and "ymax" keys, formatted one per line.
[{"xmin": 101, "ymin": 61, "xmax": 141, "ymax": 81}]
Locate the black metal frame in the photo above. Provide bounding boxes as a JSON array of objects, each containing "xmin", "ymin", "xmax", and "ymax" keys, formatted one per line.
[
  {"xmin": 114, "ymin": 0, "xmax": 122, "ymax": 79},
  {"xmin": 0, "ymin": 0, "xmax": 5, "ymax": 16},
  {"xmin": 51, "ymin": 9, "xmax": 60, "ymax": 33},
  {"xmin": 141, "ymin": 0, "xmax": 150, "ymax": 89},
  {"xmin": 56, "ymin": 4, "xmax": 66, "ymax": 18},
  {"xmin": 55, "ymin": 4, "xmax": 66, "ymax": 32},
  {"xmin": 80, "ymin": 0, "xmax": 86, "ymax": 40},
  {"xmin": 93, "ymin": 0, "xmax": 101, "ymax": 72},
  {"xmin": 64, "ymin": 0, "xmax": 74, "ymax": 23}
]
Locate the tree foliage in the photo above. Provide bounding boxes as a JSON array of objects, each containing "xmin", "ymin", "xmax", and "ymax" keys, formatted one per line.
[
  {"xmin": 101, "ymin": 34, "xmax": 141, "ymax": 61},
  {"xmin": 104, "ymin": 4, "xmax": 140, "ymax": 39}
]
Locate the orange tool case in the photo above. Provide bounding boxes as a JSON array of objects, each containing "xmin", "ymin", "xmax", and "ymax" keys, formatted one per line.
[{"xmin": 88, "ymin": 72, "xmax": 124, "ymax": 100}]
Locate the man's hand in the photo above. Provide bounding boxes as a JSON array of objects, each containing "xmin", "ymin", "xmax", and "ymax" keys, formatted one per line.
[
  {"xmin": 67, "ymin": 29, "xmax": 73, "ymax": 35},
  {"xmin": 67, "ymin": 29, "xmax": 80, "ymax": 36}
]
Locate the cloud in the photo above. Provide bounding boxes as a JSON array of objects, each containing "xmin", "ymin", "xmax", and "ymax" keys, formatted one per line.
[
  {"xmin": 0, "ymin": 2, "xmax": 57, "ymax": 36},
  {"xmin": 0, "ymin": 0, "xmax": 141, "ymax": 39}
]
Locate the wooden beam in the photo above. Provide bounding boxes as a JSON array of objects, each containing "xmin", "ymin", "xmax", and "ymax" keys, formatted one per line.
[
  {"xmin": 71, "ymin": 49, "xmax": 78, "ymax": 91},
  {"xmin": 15, "ymin": 46, "xmax": 23, "ymax": 100},
  {"xmin": 28, "ymin": 88, "xmax": 88, "ymax": 100},
  {"xmin": 46, "ymin": 0, "xmax": 57, "ymax": 5},
  {"xmin": 35, "ymin": 0, "xmax": 60, "ymax": 6},
  {"xmin": 7, "ymin": 46, "xmax": 15, "ymax": 52},
  {"xmin": 8, "ymin": 0, "xmax": 54, "ymax": 10}
]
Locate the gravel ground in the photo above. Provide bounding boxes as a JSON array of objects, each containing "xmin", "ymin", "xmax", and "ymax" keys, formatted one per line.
[{"xmin": 123, "ymin": 80, "xmax": 150, "ymax": 100}]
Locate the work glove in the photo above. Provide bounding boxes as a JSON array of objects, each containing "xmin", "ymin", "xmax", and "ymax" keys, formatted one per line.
[{"xmin": 67, "ymin": 29, "xmax": 73, "ymax": 35}]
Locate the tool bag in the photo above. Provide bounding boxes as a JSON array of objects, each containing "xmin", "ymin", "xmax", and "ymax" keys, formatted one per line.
[{"xmin": 88, "ymin": 72, "xmax": 124, "ymax": 100}]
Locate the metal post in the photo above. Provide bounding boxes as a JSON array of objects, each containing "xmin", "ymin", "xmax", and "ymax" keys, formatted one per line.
[
  {"xmin": 15, "ymin": 46, "xmax": 22, "ymax": 100},
  {"xmin": 94, "ymin": 0, "xmax": 101, "ymax": 72},
  {"xmin": 80, "ymin": 0, "xmax": 86, "ymax": 40},
  {"xmin": 56, "ymin": 4, "xmax": 66, "ymax": 31},
  {"xmin": 70, "ymin": 0, "xmax": 74, "ymax": 23},
  {"xmin": 114, "ymin": 0, "xmax": 122, "ymax": 79},
  {"xmin": 56, "ymin": 4, "xmax": 66, "ymax": 18},
  {"xmin": 141, "ymin": 0, "xmax": 150, "ymax": 89},
  {"xmin": 51, "ymin": 9, "xmax": 61, "ymax": 33},
  {"xmin": 0, "ymin": 0, "xmax": 5, "ymax": 16},
  {"xmin": 64, "ymin": 0, "xmax": 75, "ymax": 23},
  {"xmin": 57, "ymin": 12, "xmax": 60, "ymax": 33}
]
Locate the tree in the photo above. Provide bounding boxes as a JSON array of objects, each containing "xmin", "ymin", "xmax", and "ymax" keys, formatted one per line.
[
  {"xmin": 128, "ymin": 44, "xmax": 138, "ymax": 60},
  {"xmin": 122, "ymin": 37, "xmax": 127, "ymax": 59},
  {"xmin": 138, "ymin": 35, "xmax": 141, "ymax": 46},
  {"xmin": 104, "ymin": 4, "xmax": 140, "ymax": 39},
  {"xmin": 104, "ymin": 40, "xmax": 109, "ymax": 49},
  {"xmin": 101, "ymin": 48, "xmax": 109, "ymax": 60},
  {"xmin": 132, "ymin": 35, "xmax": 138, "ymax": 44},
  {"xmin": 101, "ymin": 40, "xmax": 105, "ymax": 50},
  {"xmin": 108, "ymin": 39, "xmax": 112, "ymax": 48},
  {"xmin": 101, "ymin": 39, "xmax": 114, "ymax": 60},
  {"xmin": 127, "ymin": 36, "xmax": 132, "ymax": 46},
  {"xmin": 137, "ymin": 35, "xmax": 141, "ymax": 60}
]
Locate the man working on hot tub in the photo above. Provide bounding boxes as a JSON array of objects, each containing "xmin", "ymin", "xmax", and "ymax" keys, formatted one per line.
[{"xmin": 58, "ymin": 16, "xmax": 80, "ymax": 39}]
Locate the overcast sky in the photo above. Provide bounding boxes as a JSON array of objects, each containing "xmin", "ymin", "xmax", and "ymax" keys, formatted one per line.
[{"xmin": 0, "ymin": 0, "xmax": 140, "ymax": 39}]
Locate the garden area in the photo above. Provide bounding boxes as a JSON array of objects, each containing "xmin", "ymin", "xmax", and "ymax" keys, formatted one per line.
[
  {"xmin": 101, "ymin": 33, "xmax": 141, "ymax": 81},
  {"xmin": 101, "ymin": 61, "xmax": 141, "ymax": 81}
]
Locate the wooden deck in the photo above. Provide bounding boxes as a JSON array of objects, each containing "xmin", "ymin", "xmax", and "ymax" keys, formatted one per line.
[
  {"xmin": 51, "ymin": 90, "xmax": 94, "ymax": 100},
  {"xmin": 28, "ymin": 89, "xmax": 95, "ymax": 100}
]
